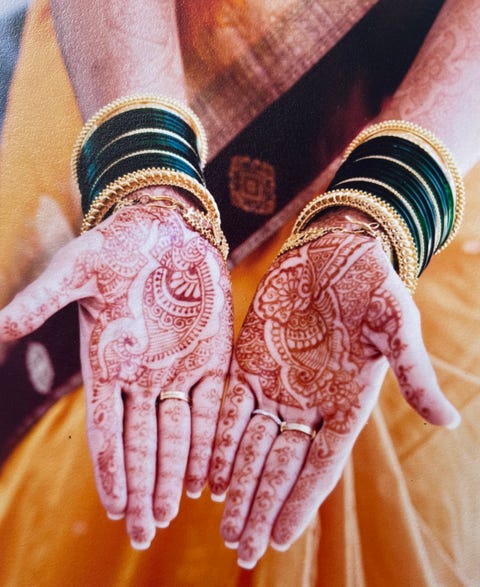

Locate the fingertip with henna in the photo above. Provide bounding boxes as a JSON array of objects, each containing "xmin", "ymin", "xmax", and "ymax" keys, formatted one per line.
[
  {"xmin": 270, "ymin": 540, "xmax": 291, "ymax": 552},
  {"xmin": 210, "ymin": 491, "xmax": 226, "ymax": 502},
  {"xmin": 155, "ymin": 520, "xmax": 170, "ymax": 528},
  {"xmin": 131, "ymin": 539, "xmax": 152, "ymax": 551},
  {"xmin": 237, "ymin": 559, "xmax": 256, "ymax": 570},
  {"xmin": 446, "ymin": 410, "xmax": 461, "ymax": 430}
]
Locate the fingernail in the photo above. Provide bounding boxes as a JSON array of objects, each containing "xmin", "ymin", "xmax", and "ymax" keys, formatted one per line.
[
  {"xmin": 224, "ymin": 541, "xmax": 239, "ymax": 549},
  {"xmin": 238, "ymin": 559, "xmax": 256, "ymax": 570},
  {"xmin": 186, "ymin": 489, "xmax": 202, "ymax": 499},
  {"xmin": 131, "ymin": 540, "xmax": 152, "ymax": 551},
  {"xmin": 155, "ymin": 520, "xmax": 170, "ymax": 528},
  {"xmin": 211, "ymin": 492, "xmax": 227, "ymax": 503},
  {"xmin": 270, "ymin": 540, "xmax": 291, "ymax": 552},
  {"xmin": 107, "ymin": 511, "xmax": 124, "ymax": 521},
  {"xmin": 446, "ymin": 411, "xmax": 461, "ymax": 430}
]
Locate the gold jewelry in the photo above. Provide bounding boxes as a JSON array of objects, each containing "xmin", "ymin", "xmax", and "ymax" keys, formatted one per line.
[
  {"xmin": 159, "ymin": 390, "xmax": 191, "ymax": 405},
  {"xmin": 251, "ymin": 409, "xmax": 283, "ymax": 427},
  {"xmin": 355, "ymin": 155, "xmax": 443, "ymax": 250},
  {"xmin": 81, "ymin": 166, "xmax": 220, "ymax": 229},
  {"xmin": 282, "ymin": 189, "xmax": 419, "ymax": 292},
  {"xmin": 280, "ymin": 421, "xmax": 317, "ymax": 440},
  {"xmin": 342, "ymin": 120, "xmax": 464, "ymax": 249},
  {"xmin": 71, "ymin": 95, "xmax": 208, "ymax": 184},
  {"xmin": 112, "ymin": 192, "xmax": 229, "ymax": 261},
  {"xmin": 334, "ymin": 176, "xmax": 426, "ymax": 266},
  {"xmin": 88, "ymin": 149, "xmax": 203, "ymax": 195},
  {"xmin": 277, "ymin": 223, "xmax": 393, "ymax": 261}
]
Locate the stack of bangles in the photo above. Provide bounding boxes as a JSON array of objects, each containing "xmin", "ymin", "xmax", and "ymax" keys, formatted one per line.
[
  {"xmin": 278, "ymin": 120, "xmax": 465, "ymax": 292},
  {"xmin": 72, "ymin": 94, "xmax": 228, "ymax": 260}
]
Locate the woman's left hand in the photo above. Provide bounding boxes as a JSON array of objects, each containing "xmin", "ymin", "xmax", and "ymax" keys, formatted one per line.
[{"xmin": 209, "ymin": 223, "xmax": 459, "ymax": 568}]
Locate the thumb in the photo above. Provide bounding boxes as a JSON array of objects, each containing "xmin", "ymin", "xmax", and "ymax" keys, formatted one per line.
[
  {"xmin": 368, "ymin": 290, "xmax": 460, "ymax": 429},
  {"xmin": 0, "ymin": 237, "xmax": 97, "ymax": 341}
]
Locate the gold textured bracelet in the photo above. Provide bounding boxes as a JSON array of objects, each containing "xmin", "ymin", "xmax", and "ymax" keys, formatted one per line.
[
  {"xmin": 277, "ymin": 223, "xmax": 393, "ymax": 261},
  {"xmin": 113, "ymin": 192, "xmax": 229, "ymax": 261},
  {"xmin": 71, "ymin": 94, "xmax": 209, "ymax": 187},
  {"xmin": 80, "ymin": 166, "xmax": 221, "ymax": 233},
  {"xmin": 279, "ymin": 189, "xmax": 419, "ymax": 292},
  {"xmin": 342, "ymin": 120, "xmax": 465, "ymax": 250},
  {"xmin": 334, "ymin": 176, "xmax": 426, "ymax": 269}
]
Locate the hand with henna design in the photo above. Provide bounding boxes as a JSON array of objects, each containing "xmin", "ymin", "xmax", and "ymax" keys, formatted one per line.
[
  {"xmin": 0, "ymin": 187, "xmax": 233, "ymax": 549},
  {"xmin": 209, "ymin": 210, "xmax": 459, "ymax": 569}
]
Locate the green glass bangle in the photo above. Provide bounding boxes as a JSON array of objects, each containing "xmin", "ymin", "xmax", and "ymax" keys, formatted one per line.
[
  {"xmin": 347, "ymin": 136, "xmax": 454, "ymax": 244},
  {"xmin": 86, "ymin": 151, "xmax": 205, "ymax": 212},
  {"xmin": 79, "ymin": 131, "xmax": 202, "ymax": 199},
  {"xmin": 331, "ymin": 157, "xmax": 436, "ymax": 266},
  {"xmin": 80, "ymin": 107, "xmax": 199, "ymax": 166},
  {"xmin": 332, "ymin": 178, "xmax": 425, "ymax": 273},
  {"xmin": 339, "ymin": 156, "xmax": 440, "ymax": 263}
]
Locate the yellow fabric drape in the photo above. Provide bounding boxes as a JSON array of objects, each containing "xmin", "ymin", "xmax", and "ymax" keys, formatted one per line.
[{"xmin": 1, "ymin": 1, "xmax": 479, "ymax": 585}]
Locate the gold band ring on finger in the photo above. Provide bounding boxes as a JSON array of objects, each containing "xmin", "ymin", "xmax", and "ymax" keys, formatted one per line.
[
  {"xmin": 251, "ymin": 409, "xmax": 283, "ymax": 427},
  {"xmin": 159, "ymin": 390, "xmax": 192, "ymax": 405},
  {"xmin": 280, "ymin": 421, "xmax": 317, "ymax": 440}
]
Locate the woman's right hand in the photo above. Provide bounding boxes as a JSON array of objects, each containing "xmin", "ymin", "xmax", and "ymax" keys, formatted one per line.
[{"xmin": 0, "ymin": 187, "xmax": 233, "ymax": 549}]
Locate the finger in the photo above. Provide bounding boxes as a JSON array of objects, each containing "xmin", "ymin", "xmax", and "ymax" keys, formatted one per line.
[
  {"xmin": 219, "ymin": 413, "xmax": 280, "ymax": 547},
  {"xmin": 271, "ymin": 422, "xmax": 357, "ymax": 550},
  {"xmin": 123, "ymin": 388, "xmax": 159, "ymax": 549},
  {"xmin": 85, "ymin": 380, "xmax": 127, "ymax": 520},
  {"xmin": 369, "ymin": 291, "xmax": 460, "ymax": 428},
  {"xmin": 236, "ymin": 428, "xmax": 312, "ymax": 569},
  {"xmin": 185, "ymin": 374, "xmax": 224, "ymax": 499},
  {"xmin": 208, "ymin": 375, "xmax": 255, "ymax": 499},
  {"xmin": 153, "ymin": 392, "xmax": 191, "ymax": 528},
  {"xmin": 0, "ymin": 239, "xmax": 96, "ymax": 341}
]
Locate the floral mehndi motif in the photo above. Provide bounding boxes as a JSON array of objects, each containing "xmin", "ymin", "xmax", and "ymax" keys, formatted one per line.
[{"xmin": 211, "ymin": 224, "xmax": 458, "ymax": 568}]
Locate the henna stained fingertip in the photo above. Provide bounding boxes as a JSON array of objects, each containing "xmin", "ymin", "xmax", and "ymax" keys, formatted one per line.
[
  {"xmin": 131, "ymin": 539, "xmax": 152, "ymax": 550},
  {"xmin": 155, "ymin": 520, "xmax": 170, "ymax": 528},
  {"xmin": 446, "ymin": 411, "xmax": 461, "ymax": 430},
  {"xmin": 210, "ymin": 491, "xmax": 227, "ymax": 502},
  {"xmin": 237, "ymin": 559, "xmax": 257, "ymax": 570},
  {"xmin": 270, "ymin": 540, "xmax": 291, "ymax": 552}
]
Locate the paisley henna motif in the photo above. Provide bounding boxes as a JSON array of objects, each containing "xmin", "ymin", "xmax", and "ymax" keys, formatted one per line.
[{"xmin": 236, "ymin": 234, "xmax": 390, "ymax": 433}]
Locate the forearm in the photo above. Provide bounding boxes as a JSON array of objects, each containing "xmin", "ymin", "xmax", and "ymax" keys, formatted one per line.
[
  {"xmin": 381, "ymin": 0, "xmax": 480, "ymax": 174},
  {"xmin": 50, "ymin": 0, "xmax": 187, "ymax": 120}
]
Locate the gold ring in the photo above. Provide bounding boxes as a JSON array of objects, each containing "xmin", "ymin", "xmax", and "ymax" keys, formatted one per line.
[
  {"xmin": 159, "ymin": 390, "xmax": 191, "ymax": 405},
  {"xmin": 251, "ymin": 409, "xmax": 283, "ymax": 427},
  {"xmin": 280, "ymin": 421, "xmax": 316, "ymax": 440}
]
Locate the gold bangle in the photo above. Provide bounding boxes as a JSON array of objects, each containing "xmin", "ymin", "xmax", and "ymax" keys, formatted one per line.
[
  {"xmin": 277, "ymin": 223, "xmax": 393, "ymax": 261},
  {"xmin": 334, "ymin": 176, "xmax": 426, "ymax": 269},
  {"xmin": 113, "ymin": 192, "xmax": 228, "ymax": 261},
  {"xmin": 71, "ymin": 94, "xmax": 208, "ymax": 187},
  {"xmin": 80, "ymin": 166, "xmax": 223, "ymax": 239},
  {"xmin": 283, "ymin": 189, "xmax": 419, "ymax": 292},
  {"xmin": 342, "ymin": 120, "xmax": 465, "ymax": 249}
]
